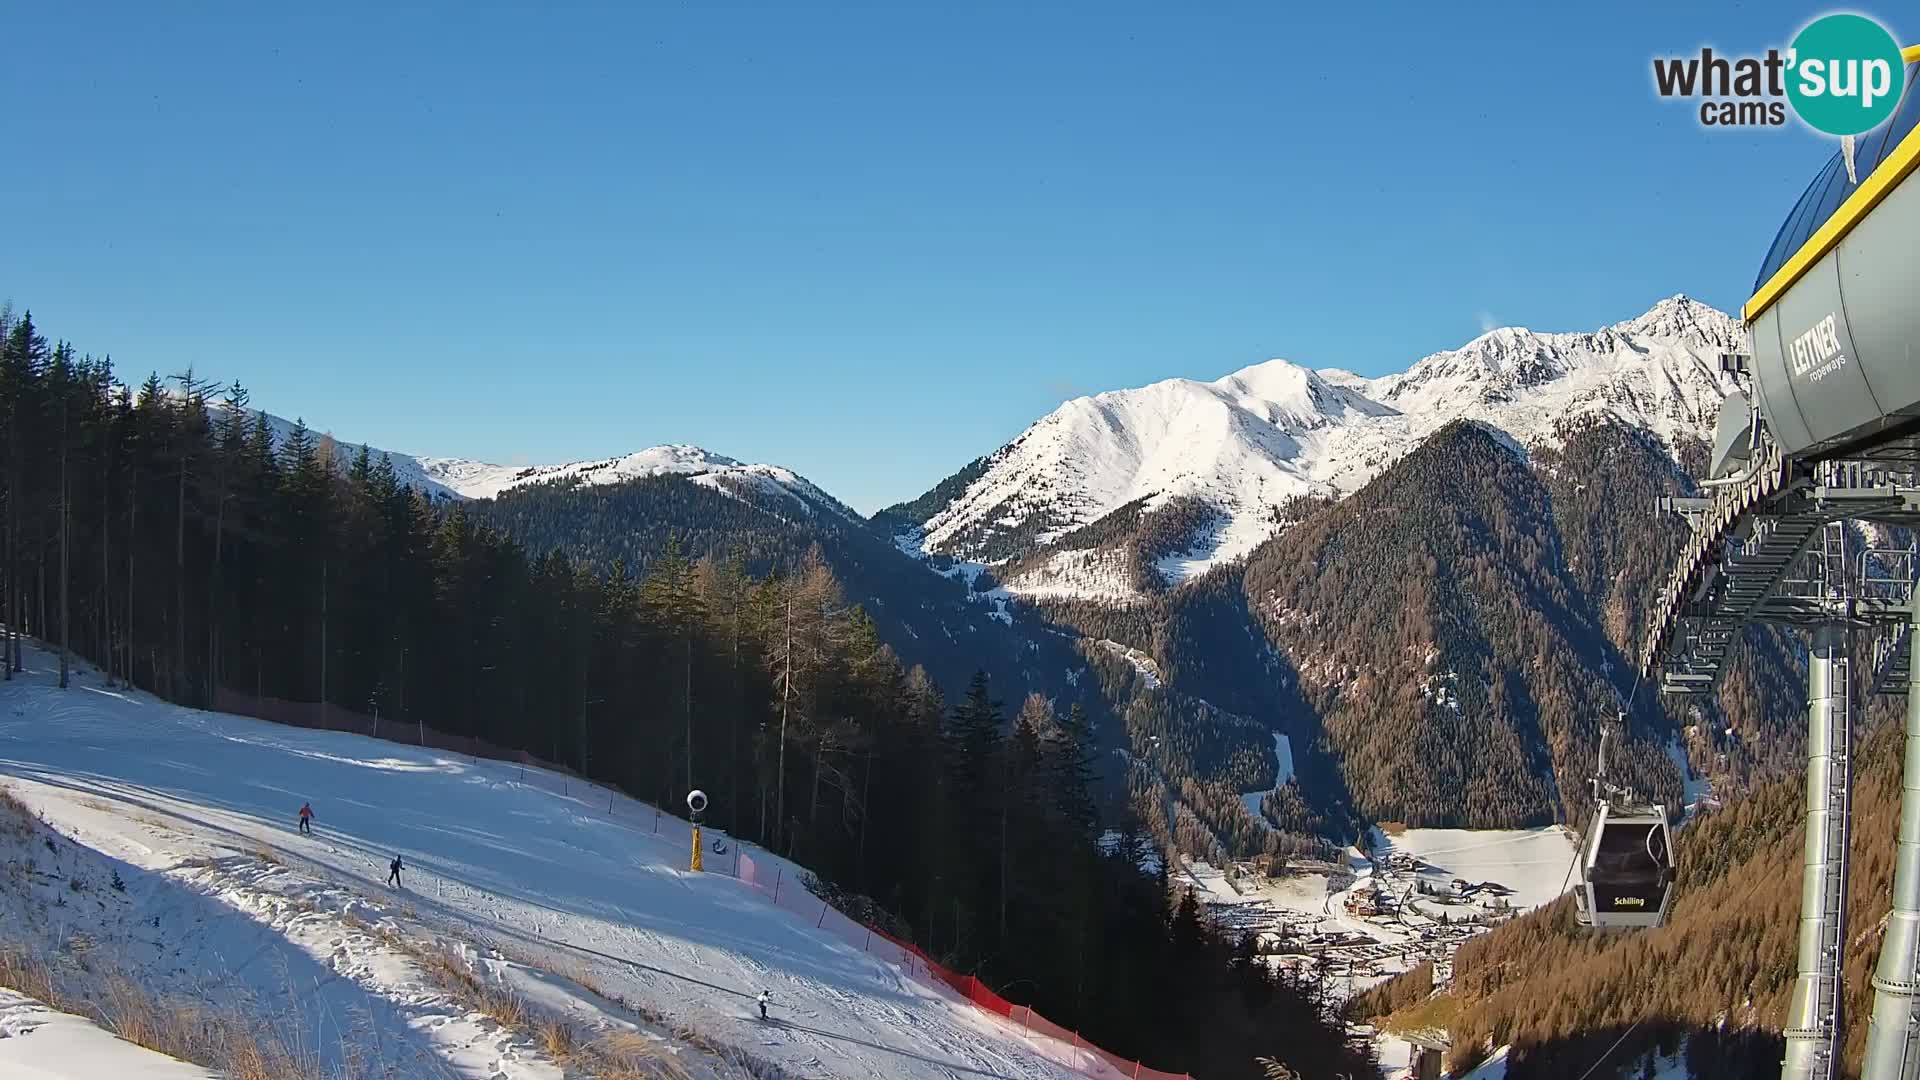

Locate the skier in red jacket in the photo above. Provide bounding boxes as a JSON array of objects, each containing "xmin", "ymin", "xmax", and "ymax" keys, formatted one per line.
[{"xmin": 298, "ymin": 802, "xmax": 314, "ymax": 835}]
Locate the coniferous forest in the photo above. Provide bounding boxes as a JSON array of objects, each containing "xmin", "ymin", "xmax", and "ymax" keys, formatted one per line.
[{"xmin": 0, "ymin": 309, "xmax": 1373, "ymax": 1079}]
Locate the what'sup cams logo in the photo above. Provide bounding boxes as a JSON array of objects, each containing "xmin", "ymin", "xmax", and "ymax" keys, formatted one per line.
[{"xmin": 1653, "ymin": 12, "xmax": 1906, "ymax": 135}]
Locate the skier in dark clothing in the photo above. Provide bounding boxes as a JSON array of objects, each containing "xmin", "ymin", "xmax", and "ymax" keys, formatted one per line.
[
  {"xmin": 388, "ymin": 855, "xmax": 403, "ymax": 888},
  {"xmin": 298, "ymin": 802, "xmax": 313, "ymax": 835}
]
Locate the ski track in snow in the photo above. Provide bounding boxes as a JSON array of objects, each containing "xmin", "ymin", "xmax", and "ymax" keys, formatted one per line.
[
  {"xmin": 0, "ymin": 645, "xmax": 1093, "ymax": 1080},
  {"xmin": 1238, "ymin": 733, "xmax": 1294, "ymax": 830}
]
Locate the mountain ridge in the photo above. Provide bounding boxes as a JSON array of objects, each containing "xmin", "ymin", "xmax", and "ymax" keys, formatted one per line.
[
  {"xmin": 895, "ymin": 295, "xmax": 1743, "ymax": 601},
  {"xmin": 217, "ymin": 404, "xmax": 858, "ymax": 524}
]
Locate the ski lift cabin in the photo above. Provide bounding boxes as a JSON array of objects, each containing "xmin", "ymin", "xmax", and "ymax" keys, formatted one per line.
[{"xmin": 1574, "ymin": 802, "xmax": 1676, "ymax": 929}]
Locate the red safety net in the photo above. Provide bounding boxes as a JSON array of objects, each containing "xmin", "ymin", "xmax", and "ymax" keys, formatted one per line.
[{"xmin": 802, "ymin": 897, "xmax": 1187, "ymax": 1078}]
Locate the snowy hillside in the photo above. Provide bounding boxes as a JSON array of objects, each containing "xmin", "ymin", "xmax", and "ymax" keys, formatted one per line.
[
  {"xmin": 416, "ymin": 446, "xmax": 863, "ymax": 521},
  {"xmin": 906, "ymin": 296, "xmax": 1743, "ymax": 597},
  {"xmin": 0, "ymin": 644, "xmax": 1103, "ymax": 1080},
  {"xmin": 217, "ymin": 403, "xmax": 855, "ymax": 520}
]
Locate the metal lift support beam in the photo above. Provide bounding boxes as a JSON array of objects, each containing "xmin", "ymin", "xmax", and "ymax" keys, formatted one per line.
[
  {"xmin": 1865, "ymin": 598, "xmax": 1920, "ymax": 1080},
  {"xmin": 1785, "ymin": 618, "xmax": 1855, "ymax": 1080}
]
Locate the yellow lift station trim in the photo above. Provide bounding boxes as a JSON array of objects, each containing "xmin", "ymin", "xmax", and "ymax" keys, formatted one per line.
[{"xmin": 1745, "ymin": 44, "xmax": 1920, "ymax": 323}]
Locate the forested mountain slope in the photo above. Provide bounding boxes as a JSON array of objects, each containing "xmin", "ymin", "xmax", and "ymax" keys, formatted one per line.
[
  {"xmin": 1037, "ymin": 414, "xmax": 1818, "ymax": 843},
  {"xmin": 1357, "ymin": 699, "xmax": 1906, "ymax": 1079},
  {"xmin": 469, "ymin": 473, "xmax": 1366, "ymax": 865},
  {"xmin": 1240, "ymin": 420, "xmax": 1678, "ymax": 826},
  {"xmin": 465, "ymin": 472, "xmax": 1110, "ymax": 724}
]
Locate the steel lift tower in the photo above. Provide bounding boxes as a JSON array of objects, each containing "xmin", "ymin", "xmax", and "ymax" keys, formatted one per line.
[{"xmin": 1643, "ymin": 44, "xmax": 1920, "ymax": 1080}]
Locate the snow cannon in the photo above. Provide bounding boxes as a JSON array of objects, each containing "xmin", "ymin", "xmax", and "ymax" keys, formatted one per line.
[
  {"xmin": 1744, "ymin": 45, "xmax": 1920, "ymax": 464},
  {"xmin": 687, "ymin": 789, "xmax": 708, "ymax": 872}
]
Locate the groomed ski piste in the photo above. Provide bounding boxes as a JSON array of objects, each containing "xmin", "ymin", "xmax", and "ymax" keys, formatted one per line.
[{"xmin": 0, "ymin": 640, "xmax": 1109, "ymax": 1080}]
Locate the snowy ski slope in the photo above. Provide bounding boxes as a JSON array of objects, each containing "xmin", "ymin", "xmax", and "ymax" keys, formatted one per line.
[{"xmin": 0, "ymin": 644, "xmax": 1092, "ymax": 1080}]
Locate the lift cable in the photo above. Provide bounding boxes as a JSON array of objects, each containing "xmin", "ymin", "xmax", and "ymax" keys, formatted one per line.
[
  {"xmin": 1573, "ymin": 1017, "xmax": 1645, "ymax": 1080},
  {"xmin": 1557, "ymin": 659, "xmax": 1652, "ymax": 895}
]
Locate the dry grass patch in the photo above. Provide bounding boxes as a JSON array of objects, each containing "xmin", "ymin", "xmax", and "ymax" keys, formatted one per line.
[
  {"xmin": 482, "ymin": 983, "xmax": 528, "ymax": 1029},
  {"xmin": 413, "ymin": 944, "xmax": 527, "ymax": 1029},
  {"xmin": 583, "ymin": 1030, "xmax": 693, "ymax": 1079},
  {"xmin": 538, "ymin": 1017, "xmax": 577, "ymax": 1058},
  {"xmin": 0, "ymin": 787, "xmax": 34, "ymax": 838},
  {"xmin": 0, "ymin": 944, "xmax": 59, "ymax": 1003},
  {"xmin": 570, "ymin": 964, "xmax": 613, "ymax": 1002},
  {"xmin": 95, "ymin": 974, "xmax": 331, "ymax": 1080},
  {"xmin": 0, "ymin": 944, "xmax": 339, "ymax": 1080},
  {"xmin": 406, "ymin": 941, "xmax": 786, "ymax": 1078},
  {"xmin": 252, "ymin": 845, "xmax": 282, "ymax": 866}
]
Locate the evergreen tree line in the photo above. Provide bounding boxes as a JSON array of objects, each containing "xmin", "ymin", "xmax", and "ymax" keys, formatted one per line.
[{"xmin": 0, "ymin": 310, "xmax": 1367, "ymax": 1078}]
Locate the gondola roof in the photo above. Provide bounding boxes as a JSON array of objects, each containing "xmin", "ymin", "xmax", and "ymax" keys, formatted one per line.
[{"xmin": 1747, "ymin": 46, "xmax": 1920, "ymax": 322}]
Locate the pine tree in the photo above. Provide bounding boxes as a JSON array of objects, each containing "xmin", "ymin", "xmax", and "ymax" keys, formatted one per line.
[
  {"xmin": 49, "ymin": 343, "xmax": 75, "ymax": 688},
  {"xmin": 642, "ymin": 534, "xmax": 704, "ymax": 798},
  {"xmin": 2, "ymin": 312, "xmax": 50, "ymax": 675}
]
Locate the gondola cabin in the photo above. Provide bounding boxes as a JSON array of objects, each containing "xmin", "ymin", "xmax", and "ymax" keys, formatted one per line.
[{"xmin": 1574, "ymin": 802, "xmax": 1676, "ymax": 929}]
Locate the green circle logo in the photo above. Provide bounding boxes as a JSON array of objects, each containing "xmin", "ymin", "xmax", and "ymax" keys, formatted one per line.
[{"xmin": 1787, "ymin": 14, "xmax": 1906, "ymax": 136}]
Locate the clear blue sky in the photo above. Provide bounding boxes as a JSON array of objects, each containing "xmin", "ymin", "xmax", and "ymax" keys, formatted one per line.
[{"xmin": 4, "ymin": 3, "xmax": 1891, "ymax": 512}]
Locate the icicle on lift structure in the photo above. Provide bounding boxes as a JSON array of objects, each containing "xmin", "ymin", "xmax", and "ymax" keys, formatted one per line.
[
  {"xmin": 1641, "ymin": 44, "xmax": 1920, "ymax": 1080},
  {"xmin": 1573, "ymin": 715, "xmax": 1675, "ymax": 930}
]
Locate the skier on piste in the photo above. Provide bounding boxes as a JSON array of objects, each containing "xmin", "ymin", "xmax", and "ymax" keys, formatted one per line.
[
  {"xmin": 388, "ymin": 854, "xmax": 403, "ymax": 888},
  {"xmin": 298, "ymin": 802, "xmax": 313, "ymax": 835},
  {"xmin": 757, "ymin": 989, "xmax": 770, "ymax": 1020}
]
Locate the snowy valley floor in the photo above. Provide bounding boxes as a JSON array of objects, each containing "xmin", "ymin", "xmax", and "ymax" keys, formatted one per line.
[{"xmin": 0, "ymin": 643, "xmax": 1090, "ymax": 1080}]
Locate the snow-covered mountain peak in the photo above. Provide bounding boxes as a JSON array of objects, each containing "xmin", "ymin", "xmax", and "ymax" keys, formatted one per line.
[
  {"xmin": 908, "ymin": 296, "xmax": 1745, "ymax": 597},
  {"xmin": 412, "ymin": 443, "xmax": 859, "ymax": 521},
  {"xmin": 1312, "ymin": 367, "xmax": 1373, "ymax": 392},
  {"xmin": 1372, "ymin": 299, "xmax": 1743, "ymax": 422},
  {"xmin": 1609, "ymin": 293, "xmax": 1742, "ymax": 345},
  {"xmin": 1210, "ymin": 358, "xmax": 1398, "ymax": 431},
  {"xmin": 412, "ymin": 443, "xmax": 756, "ymax": 499}
]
